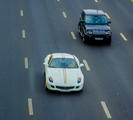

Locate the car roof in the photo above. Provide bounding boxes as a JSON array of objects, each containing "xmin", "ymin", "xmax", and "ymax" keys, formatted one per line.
[
  {"xmin": 83, "ymin": 9, "xmax": 105, "ymax": 15},
  {"xmin": 51, "ymin": 53, "xmax": 74, "ymax": 59}
]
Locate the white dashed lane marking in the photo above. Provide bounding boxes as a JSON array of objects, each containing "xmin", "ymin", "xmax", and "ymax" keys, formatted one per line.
[
  {"xmin": 20, "ymin": 9, "xmax": 24, "ymax": 16},
  {"xmin": 57, "ymin": 0, "xmax": 60, "ymax": 2},
  {"xmin": 71, "ymin": 32, "xmax": 76, "ymax": 40},
  {"xmin": 62, "ymin": 11, "xmax": 67, "ymax": 18},
  {"xmin": 83, "ymin": 59, "xmax": 91, "ymax": 71},
  {"xmin": 120, "ymin": 33, "xmax": 127, "ymax": 41},
  {"xmin": 22, "ymin": 29, "xmax": 26, "ymax": 38},
  {"xmin": 28, "ymin": 98, "xmax": 34, "ymax": 116},
  {"xmin": 105, "ymin": 12, "xmax": 111, "ymax": 19},
  {"xmin": 24, "ymin": 57, "xmax": 28, "ymax": 69},
  {"xmin": 101, "ymin": 101, "xmax": 112, "ymax": 119},
  {"xmin": 94, "ymin": 0, "xmax": 98, "ymax": 3}
]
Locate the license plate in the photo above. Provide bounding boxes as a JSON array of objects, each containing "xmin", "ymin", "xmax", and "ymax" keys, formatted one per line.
[{"xmin": 95, "ymin": 38, "xmax": 103, "ymax": 40}]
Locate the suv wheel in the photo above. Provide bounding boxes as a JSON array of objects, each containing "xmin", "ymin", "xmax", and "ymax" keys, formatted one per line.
[
  {"xmin": 107, "ymin": 37, "xmax": 111, "ymax": 45},
  {"xmin": 78, "ymin": 25, "xmax": 81, "ymax": 36},
  {"xmin": 82, "ymin": 34, "xmax": 86, "ymax": 43}
]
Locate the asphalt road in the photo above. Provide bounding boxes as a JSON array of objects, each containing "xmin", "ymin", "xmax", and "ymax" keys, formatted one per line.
[{"xmin": 0, "ymin": 0, "xmax": 133, "ymax": 120}]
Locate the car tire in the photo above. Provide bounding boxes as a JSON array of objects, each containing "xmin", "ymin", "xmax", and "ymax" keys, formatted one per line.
[
  {"xmin": 44, "ymin": 72, "xmax": 47, "ymax": 89},
  {"xmin": 82, "ymin": 34, "xmax": 86, "ymax": 43},
  {"xmin": 45, "ymin": 80, "xmax": 47, "ymax": 89},
  {"xmin": 107, "ymin": 38, "xmax": 111, "ymax": 45},
  {"xmin": 78, "ymin": 25, "xmax": 81, "ymax": 36}
]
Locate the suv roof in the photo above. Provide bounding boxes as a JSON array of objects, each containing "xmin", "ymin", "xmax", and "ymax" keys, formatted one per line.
[{"xmin": 83, "ymin": 9, "xmax": 105, "ymax": 15}]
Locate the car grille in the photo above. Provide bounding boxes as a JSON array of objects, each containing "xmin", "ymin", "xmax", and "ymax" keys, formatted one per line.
[
  {"xmin": 56, "ymin": 86, "xmax": 74, "ymax": 90},
  {"xmin": 93, "ymin": 35, "xmax": 105, "ymax": 37},
  {"xmin": 91, "ymin": 35, "xmax": 109, "ymax": 38},
  {"xmin": 93, "ymin": 30, "xmax": 105, "ymax": 35}
]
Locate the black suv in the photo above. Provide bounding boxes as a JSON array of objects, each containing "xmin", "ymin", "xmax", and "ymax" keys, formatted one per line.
[{"xmin": 78, "ymin": 9, "xmax": 112, "ymax": 44}]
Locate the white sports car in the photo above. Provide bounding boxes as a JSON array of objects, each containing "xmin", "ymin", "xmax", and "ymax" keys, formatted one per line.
[{"xmin": 43, "ymin": 53, "xmax": 84, "ymax": 92}]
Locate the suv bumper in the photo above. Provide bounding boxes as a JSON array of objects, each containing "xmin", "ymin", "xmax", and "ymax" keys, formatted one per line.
[{"xmin": 85, "ymin": 34, "xmax": 111, "ymax": 41}]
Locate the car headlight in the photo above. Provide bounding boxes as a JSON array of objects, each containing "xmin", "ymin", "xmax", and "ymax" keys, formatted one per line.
[
  {"xmin": 105, "ymin": 30, "xmax": 111, "ymax": 35},
  {"xmin": 49, "ymin": 77, "xmax": 53, "ymax": 83},
  {"xmin": 77, "ymin": 77, "xmax": 81, "ymax": 84}
]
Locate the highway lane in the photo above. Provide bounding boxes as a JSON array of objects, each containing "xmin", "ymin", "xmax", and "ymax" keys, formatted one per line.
[
  {"xmin": 36, "ymin": 0, "xmax": 133, "ymax": 120},
  {"xmin": 26, "ymin": 1, "xmax": 105, "ymax": 119},
  {"xmin": 62, "ymin": 0, "xmax": 133, "ymax": 119},
  {"xmin": 16, "ymin": 0, "xmax": 133, "ymax": 119},
  {"xmin": 22, "ymin": 0, "xmax": 110, "ymax": 120},
  {"xmin": 98, "ymin": 1, "xmax": 133, "ymax": 119},
  {"xmin": 0, "ymin": 0, "xmax": 36, "ymax": 119},
  {"xmin": 22, "ymin": 0, "xmax": 133, "ymax": 120},
  {"xmin": 1, "ymin": 0, "xmax": 133, "ymax": 120},
  {"xmin": 99, "ymin": 0, "xmax": 133, "ymax": 70},
  {"xmin": 99, "ymin": 0, "xmax": 133, "ymax": 42}
]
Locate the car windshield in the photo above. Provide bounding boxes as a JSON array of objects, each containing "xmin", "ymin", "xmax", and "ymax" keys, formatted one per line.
[
  {"xmin": 49, "ymin": 58, "xmax": 78, "ymax": 68},
  {"xmin": 85, "ymin": 15, "xmax": 108, "ymax": 25}
]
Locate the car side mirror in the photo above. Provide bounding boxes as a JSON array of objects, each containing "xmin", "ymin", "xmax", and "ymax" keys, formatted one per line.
[
  {"xmin": 79, "ymin": 63, "xmax": 84, "ymax": 67},
  {"xmin": 43, "ymin": 62, "xmax": 47, "ymax": 65},
  {"xmin": 108, "ymin": 21, "xmax": 111, "ymax": 24}
]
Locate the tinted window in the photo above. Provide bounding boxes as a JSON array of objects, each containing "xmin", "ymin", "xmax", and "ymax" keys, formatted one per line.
[
  {"xmin": 49, "ymin": 58, "xmax": 78, "ymax": 68},
  {"xmin": 85, "ymin": 15, "xmax": 108, "ymax": 25}
]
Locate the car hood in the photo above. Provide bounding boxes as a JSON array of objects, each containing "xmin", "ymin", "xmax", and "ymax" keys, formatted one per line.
[
  {"xmin": 47, "ymin": 68, "xmax": 83, "ymax": 86},
  {"xmin": 85, "ymin": 25, "xmax": 110, "ymax": 31}
]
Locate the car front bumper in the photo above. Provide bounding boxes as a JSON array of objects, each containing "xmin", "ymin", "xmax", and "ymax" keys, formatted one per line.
[
  {"xmin": 46, "ymin": 82, "xmax": 84, "ymax": 92},
  {"xmin": 85, "ymin": 34, "xmax": 111, "ymax": 41}
]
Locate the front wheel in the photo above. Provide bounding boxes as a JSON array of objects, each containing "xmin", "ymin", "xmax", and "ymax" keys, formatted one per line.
[
  {"xmin": 45, "ymin": 80, "xmax": 47, "ymax": 89},
  {"xmin": 78, "ymin": 25, "xmax": 81, "ymax": 36},
  {"xmin": 106, "ymin": 37, "xmax": 112, "ymax": 45},
  {"xmin": 82, "ymin": 34, "xmax": 86, "ymax": 43},
  {"xmin": 44, "ymin": 72, "xmax": 47, "ymax": 89}
]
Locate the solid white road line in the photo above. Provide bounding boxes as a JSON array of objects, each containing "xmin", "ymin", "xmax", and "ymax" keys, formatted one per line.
[
  {"xmin": 71, "ymin": 32, "xmax": 76, "ymax": 40},
  {"xmin": 120, "ymin": 33, "xmax": 127, "ymax": 41},
  {"xmin": 28, "ymin": 98, "xmax": 34, "ymax": 116},
  {"xmin": 105, "ymin": 12, "xmax": 111, "ymax": 19},
  {"xmin": 83, "ymin": 59, "xmax": 91, "ymax": 71},
  {"xmin": 24, "ymin": 57, "xmax": 28, "ymax": 69},
  {"xmin": 62, "ymin": 11, "xmax": 67, "ymax": 18},
  {"xmin": 20, "ymin": 9, "xmax": 24, "ymax": 16},
  {"xmin": 101, "ymin": 101, "xmax": 112, "ymax": 119},
  {"xmin": 22, "ymin": 29, "xmax": 26, "ymax": 38}
]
